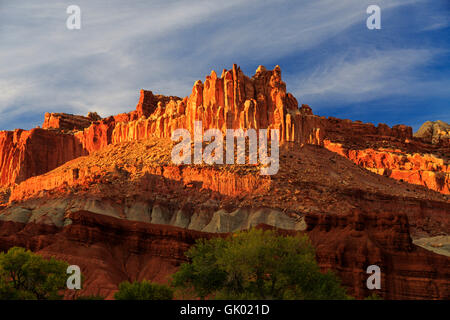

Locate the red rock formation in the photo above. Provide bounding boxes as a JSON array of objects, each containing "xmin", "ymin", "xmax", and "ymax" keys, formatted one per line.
[
  {"xmin": 4, "ymin": 137, "xmax": 448, "ymax": 236},
  {"xmin": 306, "ymin": 211, "xmax": 449, "ymax": 300},
  {"xmin": 132, "ymin": 89, "xmax": 181, "ymax": 119},
  {"xmin": 320, "ymin": 117, "xmax": 449, "ymax": 194},
  {"xmin": 110, "ymin": 65, "xmax": 324, "ymax": 145},
  {"xmin": 0, "ymin": 187, "xmax": 9, "ymax": 205},
  {"xmin": 135, "ymin": 90, "xmax": 157, "ymax": 118},
  {"xmin": 9, "ymin": 163, "xmax": 270, "ymax": 202},
  {"xmin": 2, "ymin": 64, "xmax": 448, "ymax": 198},
  {"xmin": 42, "ymin": 113, "xmax": 95, "ymax": 131},
  {"xmin": 0, "ymin": 128, "xmax": 87, "ymax": 187},
  {"xmin": 74, "ymin": 117, "xmax": 116, "ymax": 153},
  {"xmin": 8, "ymin": 64, "xmax": 447, "ymax": 196},
  {"xmin": 323, "ymin": 117, "xmax": 413, "ymax": 142},
  {"xmin": 0, "ymin": 211, "xmax": 216, "ymax": 299},
  {"xmin": 66, "ymin": 97, "xmax": 448, "ymax": 197},
  {"xmin": 0, "ymin": 210, "xmax": 447, "ymax": 300}
]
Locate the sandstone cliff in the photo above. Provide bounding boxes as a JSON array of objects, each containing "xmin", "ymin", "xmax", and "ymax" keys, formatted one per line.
[
  {"xmin": 306, "ymin": 211, "xmax": 449, "ymax": 299},
  {"xmin": 0, "ymin": 210, "xmax": 447, "ymax": 300},
  {"xmin": 42, "ymin": 112, "xmax": 100, "ymax": 131},
  {"xmin": 0, "ymin": 128, "xmax": 88, "ymax": 187},
  {"xmin": 109, "ymin": 65, "xmax": 323, "ymax": 146},
  {"xmin": 322, "ymin": 117, "xmax": 449, "ymax": 194}
]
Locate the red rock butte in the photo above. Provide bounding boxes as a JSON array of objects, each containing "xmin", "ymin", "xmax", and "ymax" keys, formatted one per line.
[
  {"xmin": 0, "ymin": 64, "xmax": 449, "ymax": 300},
  {"xmin": 1, "ymin": 64, "xmax": 448, "ymax": 193}
]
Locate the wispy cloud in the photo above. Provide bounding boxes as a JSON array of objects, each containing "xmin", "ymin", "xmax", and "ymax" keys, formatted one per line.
[
  {"xmin": 0, "ymin": 0, "xmax": 448, "ymax": 130},
  {"xmin": 291, "ymin": 49, "xmax": 449, "ymax": 106}
]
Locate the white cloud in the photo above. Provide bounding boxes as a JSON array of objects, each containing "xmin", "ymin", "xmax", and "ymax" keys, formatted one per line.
[
  {"xmin": 291, "ymin": 49, "xmax": 438, "ymax": 101},
  {"xmin": 0, "ymin": 80, "xmax": 33, "ymax": 107},
  {"xmin": 0, "ymin": 0, "xmax": 444, "ymax": 130}
]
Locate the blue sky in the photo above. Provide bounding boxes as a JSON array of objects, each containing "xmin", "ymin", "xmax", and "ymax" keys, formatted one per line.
[{"xmin": 0, "ymin": 0, "xmax": 448, "ymax": 131}]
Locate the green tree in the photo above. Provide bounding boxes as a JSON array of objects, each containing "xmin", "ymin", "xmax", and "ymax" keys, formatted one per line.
[
  {"xmin": 172, "ymin": 228, "xmax": 350, "ymax": 300},
  {"xmin": 114, "ymin": 280, "xmax": 174, "ymax": 300},
  {"xmin": 0, "ymin": 247, "xmax": 69, "ymax": 300}
]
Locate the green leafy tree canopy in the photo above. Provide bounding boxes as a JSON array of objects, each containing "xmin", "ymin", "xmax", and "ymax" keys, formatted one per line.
[
  {"xmin": 0, "ymin": 247, "xmax": 69, "ymax": 300},
  {"xmin": 172, "ymin": 228, "xmax": 350, "ymax": 300}
]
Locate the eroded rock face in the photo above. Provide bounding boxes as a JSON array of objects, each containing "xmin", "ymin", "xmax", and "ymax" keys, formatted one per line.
[
  {"xmin": 2, "ymin": 137, "xmax": 448, "ymax": 240},
  {"xmin": 74, "ymin": 117, "xmax": 116, "ymax": 153},
  {"xmin": 0, "ymin": 211, "xmax": 214, "ymax": 299},
  {"xmin": 322, "ymin": 117, "xmax": 449, "ymax": 194},
  {"xmin": 133, "ymin": 89, "xmax": 181, "ymax": 119},
  {"xmin": 324, "ymin": 141, "xmax": 449, "ymax": 194},
  {"xmin": 28, "ymin": 65, "xmax": 325, "ymax": 163},
  {"xmin": 415, "ymin": 120, "xmax": 450, "ymax": 146},
  {"xmin": 110, "ymin": 65, "xmax": 325, "ymax": 145},
  {"xmin": 323, "ymin": 117, "xmax": 414, "ymax": 141},
  {"xmin": 306, "ymin": 211, "xmax": 450, "ymax": 300},
  {"xmin": 0, "ymin": 128, "xmax": 88, "ymax": 187},
  {"xmin": 42, "ymin": 113, "xmax": 95, "ymax": 131},
  {"xmin": 0, "ymin": 197, "xmax": 305, "ymax": 233},
  {"xmin": 0, "ymin": 210, "xmax": 447, "ymax": 300}
]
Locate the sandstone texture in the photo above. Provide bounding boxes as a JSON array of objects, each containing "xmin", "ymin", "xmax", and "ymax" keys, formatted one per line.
[{"xmin": 0, "ymin": 128, "xmax": 88, "ymax": 187}]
